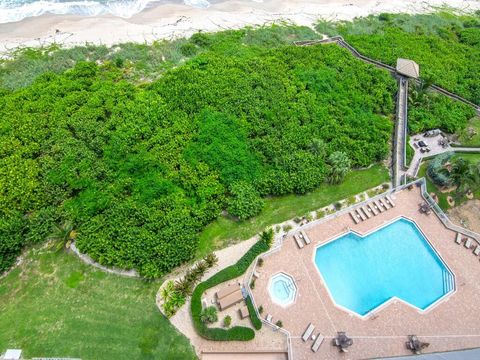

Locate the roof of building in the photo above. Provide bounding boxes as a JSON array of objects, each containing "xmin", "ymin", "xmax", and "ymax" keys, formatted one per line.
[{"xmin": 396, "ymin": 58, "xmax": 420, "ymax": 78}]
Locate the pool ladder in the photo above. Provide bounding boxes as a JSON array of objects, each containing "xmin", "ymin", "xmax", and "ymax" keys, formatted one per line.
[{"xmin": 442, "ymin": 270, "xmax": 454, "ymax": 293}]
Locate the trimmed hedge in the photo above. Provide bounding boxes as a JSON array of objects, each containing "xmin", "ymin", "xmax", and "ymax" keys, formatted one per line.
[
  {"xmin": 246, "ymin": 295, "xmax": 262, "ymax": 330},
  {"xmin": 191, "ymin": 238, "xmax": 270, "ymax": 341}
]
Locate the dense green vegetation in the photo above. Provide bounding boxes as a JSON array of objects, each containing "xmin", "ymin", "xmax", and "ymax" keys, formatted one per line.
[
  {"xmin": 0, "ymin": 27, "xmax": 396, "ymax": 277},
  {"xmin": 318, "ymin": 11, "xmax": 480, "ymax": 104},
  {"xmin": 419, "ymin": 151, "xmax": 480, "ymax": 210},
  {"xmin": 197, "ymin": 164, "xmax": 389, "ymax": 256},
  {"xmin": 191, "ymin": 231, "xmax": 272, "ymax": 341},
  {"xmin": 0, "ymin": 248, "xmax": 196, "ymax": 360},
  {"xmin": 246, "ymin": 295, "xmax": 263, "ymax": 330}
]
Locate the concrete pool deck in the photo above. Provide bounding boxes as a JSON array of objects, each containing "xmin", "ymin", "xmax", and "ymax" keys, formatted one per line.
[{"xmin": 251, "ymin": 183, "xmax": 480, "ymax": 359}]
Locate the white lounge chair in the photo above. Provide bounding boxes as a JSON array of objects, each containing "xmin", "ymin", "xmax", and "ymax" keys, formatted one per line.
[
  {"xmin": 361, "ymin": 206, "xmax": 372, "ymax": 219},
  {"xmin": 349, "ymin": 211, "xmax": 360, "ymax": 224},
  {"xmin": 302, "ymin": 323, "xmax": 315, "ymax": 342},
  {"xmin": 465, "ymin": 238, "xmax": 473, "ymax": 249},
  {"xmin": 474, "ymin": 246, "xmax": 480, "ymax": 256},
  {"xmin": 356, "ymin": 209, "xmax": 367, "ymax": 221},
  {"xmin": 379, "ymin": 197, "xmax": 391, "ymax": 209},
  {"xmin": 266, "ymin": 314, "xmax": 272, "ymax": 322},
  {"xmin": 455, "ymin": 233, "xmax": 462, "ymax": 244},
  {"xmin": 311, "ymin": 334, "xmax": 324, "ymax": 352},
  {"xmin": 294, "ymin": 234, "xmax": 304, "ymax": 249},
  {"xmin": 367, "ymin": 203, "xmax": 379, "ymax": 215},
  {"xmin": 301, "ymin": 230, "xmax": 311, "ymax": 245},
  {"xmin": 386, "ymin": 195, "xmax": 396, "ymax": 207},
  {"xmin": 373, "ymin": 200, "xmax": 385, "ymax": 212}
]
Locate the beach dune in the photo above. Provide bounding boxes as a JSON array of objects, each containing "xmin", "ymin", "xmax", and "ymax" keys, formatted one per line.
[{"xmin": 0, "ymin": 0, "xmax": 479, "ymax": 54}]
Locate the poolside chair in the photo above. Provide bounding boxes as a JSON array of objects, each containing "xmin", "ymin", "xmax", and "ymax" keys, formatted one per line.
[
  {"xmin": 373, "ymin": 200, "xmax": 385, "ymax": 212},
  {"xmin": 301, "ymin": 230, "xmax": 311, "ymax": 245},
  {"xmin": 294, "ymin": 234, "xmax": 304, "ymax": 249},
  {"xmin": 367, "ymin": 203, "xmax": 379, "ymax": 216},
  {"xmin": 474, "ymin": 246, "xmax": 480, "ymax": 256},
  {"xmin": 266, "ymin": 314, "xmax": 272, "ymax": 322},
  {"xmin": 465, "ymin": 238, "xmax": 473, "ymax": 249},
  {"xmin": 455, "ymin": 233, "xmax": 462, "ymax": 244},
  {"xmin": 361, "ymin": 206, "xmax": 372, "ymax": 219},
  {"xmin": 349, "ymin": 211, "xmax": 360, "ymax": 224},
  {"xmin": 386, "ymin": 195, "xmax": 396, "ymax": 207},
  {"xmin": 356, "ymin": 209, "xmax": 367, "ymax": 221},
  {"xmin": 311, "ymin": 334, "xmax": 324, "ymax": 352},
  {"xmin": 379, "ymin": 197, "xmax": 391, "ymax": 209},
  {"xmin": 302, "ymin": 323, "xmax": 315, "ymax": 342}
]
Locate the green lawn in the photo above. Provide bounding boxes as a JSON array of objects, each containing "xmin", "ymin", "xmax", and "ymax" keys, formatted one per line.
[
  {"xmin": 0, "ymin": 249, "xmax": 196, "ymax": 360},
  {"xmin": 456, "ymin": 117, "xmax": 480, "ymax": 146},
  {"xmin": 197, "ymin": 164, "xmax": 389, "ymax": 256}
]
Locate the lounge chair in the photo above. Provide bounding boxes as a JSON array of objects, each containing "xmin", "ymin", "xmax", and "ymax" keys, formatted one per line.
[
  {"xmin": 349, "ymin": 211, "xmax": 360, "ymax": 224},
  {"xmin": 465, "ymin": 238, "xmax": 473, "ymax": 249},
  {"xmin": 302, "ymin": 323, "xmax": 315, "ymax": 342},
  {"xmin": 379, "ymin": 197, "xmax": 390, "ymax": 209},
  {"xmin": 266, "ymin": 314, "xmax": 272, "ymax": 322},
  {"xmin": 356, "ymin": 209, "xmax": 367, "ymax": 221},
  {"xmin": 474, "ymin": 246, "xmax": 480, "ymax": 256},
  {"xmin": 367, "ymin": 203, "xmax": 379, "ymax": 215},
  {"xmin": 361, "ymin": 206, "xmax": 372, "ymax": 219},
  {"xmin": 239, "ymin": 305, "xmax": 249, "ymax": 319},
  {"xmin": 294, "ymin": 234, "xmax": 304, "ymax": 249},
  {"xmin": 455, "ymin": 233, "xmax": 462, "ymax": 244},
  {"xmin": 373, "ymin": 200, "xmax": 385, "ymax": 212},
  {"xmin": 386, "ymin": 195, "xmax": 396, "ymax": 207},
  {"xmin": 301, "ymin": 230, "xmax": 311, "ymax": 245},
  {"xmin": 311, "ymin": 334, "xmax": 324, "ymax": 352}
]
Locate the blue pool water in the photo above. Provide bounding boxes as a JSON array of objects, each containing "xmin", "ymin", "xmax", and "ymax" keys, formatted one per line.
[
  {"xmin": 314, "ymin": 218, "xmax": 454, "ymax": 316},
  {"xmin": 269, "ymin": 273, "xmax": 297, "ymax": 306}
]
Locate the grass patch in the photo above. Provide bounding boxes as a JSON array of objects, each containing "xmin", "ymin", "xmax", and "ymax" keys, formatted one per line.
[
  {"xmin": 456, "ymin": 118, "xmax": 480, "ymax": 146},
  {"xmin": 0, "ymin": 249, "xmax": 196, "ymax": 360},
  {"xmin": 197, "ymin": 164, "xmax": 389, "ymax": 257},
  {"xmin": 406, "ymin": 136, "xmax": 415, "ymax": 166}
]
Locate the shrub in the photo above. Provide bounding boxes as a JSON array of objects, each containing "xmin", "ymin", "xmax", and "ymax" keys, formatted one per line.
[
  {"xmin": 258, "ymin": 305, "xmax": 264, "ymax": 314},
  {"xmin": 250, "ymin": 280, "xmax": 255, "ymax": 289},
  {"xmin": 282, "ymin": 224, "xmax": 292, "ymax": 232},
  {"xmin": 246, "ymin": 296, "xmax": 262, "ymax": 330},
  {"xmin": 427, "ymin": 152, "xmax": 454, "ymax": 187},
  {"xmin": 223, "ymin": 315, "xmax": 232, "ymax": 328},
  {"xmin": 257, "ymin": 258, "xmax": 264, "ymax": 267},
  {"xmin": 191, "ymin": 236, "xmax": 270, "ymax": 341},
  {"xmin": 227, "ymin": 182, "xmax": 265, "ymax": 220},
  {"xmin": 180, "ymin": 42, "xmax": 197, "ymax": 57},
  {"xmin": 200, "ymin": 306, "xmax": 218, "ymax": 324},
  {"xmin": 275, "ymin": 320, "xmax": 283, "ymax": 328}
]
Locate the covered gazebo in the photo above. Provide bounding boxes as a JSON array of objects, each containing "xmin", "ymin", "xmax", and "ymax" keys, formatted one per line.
[{"xmin": 396, "ymin": 58, "xmax": 420, "ymax": 78}]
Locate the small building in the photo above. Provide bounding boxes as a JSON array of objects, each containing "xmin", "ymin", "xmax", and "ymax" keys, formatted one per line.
[{"xmin": 396, "ymin": 58, "xmax": 420, "ymax": 79}]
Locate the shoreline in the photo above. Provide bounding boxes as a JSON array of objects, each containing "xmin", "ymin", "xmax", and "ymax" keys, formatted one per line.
[{"xmin": 0, "ymin": 0, "xmax": 479, "ymax": 54}]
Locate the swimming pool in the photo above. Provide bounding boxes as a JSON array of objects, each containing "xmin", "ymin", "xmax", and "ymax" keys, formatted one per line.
[
  {"xmin": 314, "ymin": 217, "xmax": 454, "ymax": 316},
  {"xmin": 269, "ymin": 273, "xmax": 297, "ymax": 306}
]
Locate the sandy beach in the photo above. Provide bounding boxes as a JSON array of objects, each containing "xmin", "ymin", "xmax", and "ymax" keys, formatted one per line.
[{"xmin": 0, "ymin": 0, "xmax": 479, "ymax": 54}]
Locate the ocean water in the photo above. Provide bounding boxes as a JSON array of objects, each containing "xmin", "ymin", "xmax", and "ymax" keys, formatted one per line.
[
  {"xmin": 314, "ymin": 218, "xmax": 454, "ymax": 316},
  {"xmin": 0, "ymin": 0, "xmax": 219, "ymax": 24}
]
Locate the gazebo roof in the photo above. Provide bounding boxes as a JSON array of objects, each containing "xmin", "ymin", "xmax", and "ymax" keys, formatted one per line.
[{"xmin": 396, "ymin": 58, "xmax": 420, "ymax": 78}]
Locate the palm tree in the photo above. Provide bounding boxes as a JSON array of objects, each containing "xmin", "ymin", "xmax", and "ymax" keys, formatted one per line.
[
  {"xmin": 48, "ymin": 221, "xmax": 76, "ymax": 251},
  {"xmin": 203, "ymin": 253, "xmax": 218, "ymax": 268},
  {"xmin": 408, "ymin": 76, "xmax": 434, "ymax": 107},
  {"xmin": 169, "ymin": 291, "xmax": 186, "ymax": 309},
  {"xmin": 174, "ymin": 277, "xmax": 194, "ymax": 297},
  {"xmin": 309, "ymin": 138, "xmax": 327, "ymax": 158},
  {"xmin": 449, "ymin": 158, "xmax": 478, "ymax": 197},
  {"xmin": 200, "ymin": 306, "xmax": 218, "ymax": 324},
  {"xmin": 160, "ymin": 280, "xmax": 175, "ymax": 301},
  {"xmin": 327, "ymin": 151, "xmax": 351, "ymax": 184}
]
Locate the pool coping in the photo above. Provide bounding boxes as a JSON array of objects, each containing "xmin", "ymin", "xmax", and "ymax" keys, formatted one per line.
[{"xmin": 310, "ymin": 215, "xmax": 457, "ymax": 320}]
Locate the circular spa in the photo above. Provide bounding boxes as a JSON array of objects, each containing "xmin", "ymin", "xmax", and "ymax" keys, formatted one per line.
[{"xmin": 268, "ymin": 272, "xmax": 297, "ymax": 306}]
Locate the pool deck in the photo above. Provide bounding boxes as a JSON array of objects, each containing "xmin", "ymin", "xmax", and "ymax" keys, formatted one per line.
[{"xmin": 251, "ymin": 185, "xmax": 480, "ymax": 359}]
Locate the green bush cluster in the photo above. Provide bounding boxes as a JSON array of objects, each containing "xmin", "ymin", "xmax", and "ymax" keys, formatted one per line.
[
  {"xmin": 320, "ymin": 12, "xmax": 480, "ymax": 104},
  {"xmin": 0, "ymin": 33, "xmax": 395, "ymax": 275},
  {"xmin": 246, "ymin": 295, "xmax": 262, "ymax": 330},
  {"xmin": 190, "ymin": 232, "xmax": 271, "ymax": 341},
  {"xmin": 427, "ymin": 152, "xmax": 454, "ymax": 187}
]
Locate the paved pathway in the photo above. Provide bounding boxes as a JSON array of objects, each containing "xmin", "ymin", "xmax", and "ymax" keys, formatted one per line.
[{"xmin": 394, "ymin": 77, "xmax": 408, "ymax": 186}]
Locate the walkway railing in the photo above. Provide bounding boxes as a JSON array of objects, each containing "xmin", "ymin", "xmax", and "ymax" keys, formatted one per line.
[{"xmin": 294, "ymin": 36, "xmax": 480, "ymax": 112}]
